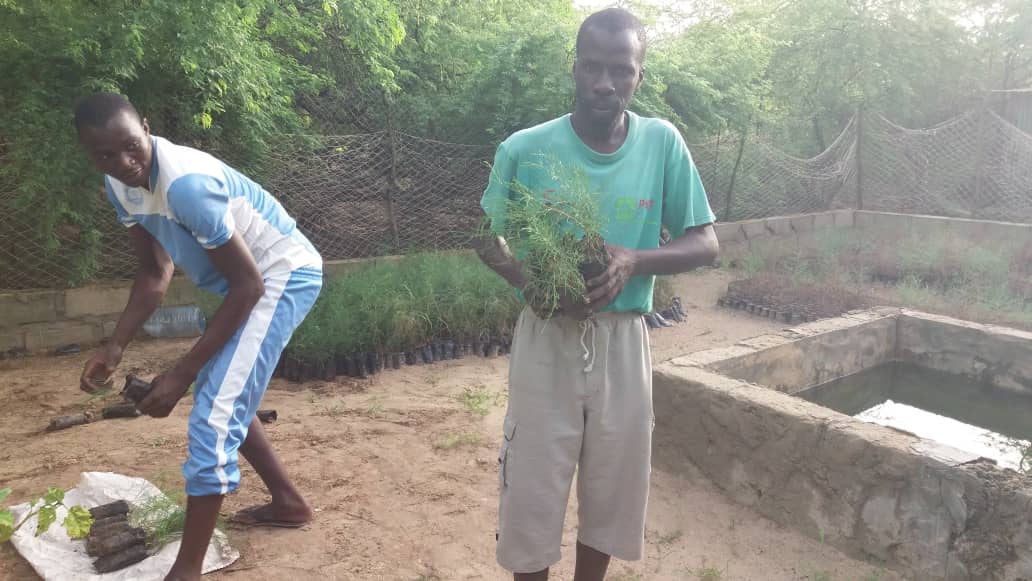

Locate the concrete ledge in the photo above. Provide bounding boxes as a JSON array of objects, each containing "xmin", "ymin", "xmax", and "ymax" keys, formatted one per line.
[
  {"xmin": 712, "ymin": 211, "xmax": 854, "ymax": 262},
  {"xmin": 789, "ymin": 214, "xmax": 816, "ymax": 232},
  {"xmin": 670, "ymin": 308, "xmax": 899, "ymax": 393},
  {"xmin": 713, "ymin": 222, "xmax": 746, "ymax": 243},
  {"xmin": 22, "ymin": 320, "xmax": 107, "ymax": 352},
  {"xmin": 834, "ymin": 209, "xmax": 855, "ymax": 227},
  {"xmin": 64, "ymin": 285, "xmax": 132, "ymax": 318},
  {"xmin": 899, "ymin": 311, "xmax": 1032, "ymax": 395},
  {"xmin": 855, "ymin": 211, "xmax": 1032, "ymax": 247},
  {"xmin": 5, "ymin": 209, "xmax": 1029, "ymax": 354},
  {"xmin": 654, "ymin": 354, "xmax": 1032, "ymax": 580},
  {"xmin": 0, "ymin": 253, "xmax": 462, "ymax": 353},
  {"xmin": 0, "ymin": 290, "xmax": 62, "ymax": 327},
  {"xmin": 0, "ymin": 279, "xmax": 196, "ymax": 354}
]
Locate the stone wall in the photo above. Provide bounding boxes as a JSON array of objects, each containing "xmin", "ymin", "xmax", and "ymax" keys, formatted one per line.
[
  {"xmin": 701, "ymin": 309, "xmax": 896, "ymax": 393},
  {"xmin": 899, "ymin": 312, "xmax": 1032, "ymax": 396},
  {"xmin": 655, "ymin": 310, "xmax": 1032, "ymax": 580},
  {"xmin": 854, "ymin": 211, "xmax": 1032, "ymax": 249},
  {"xmin": 0, "ymin": 209, "xmax": 1022, "ymax": 354},
  {"xmin": 3, "ymin": 209, "xmax": 853, "ymax": 355},
  {"xmin": 714, "ymin": 210, "xmax": 854, "ymax": 261},
  {"xmin": 0, "ymin": 279, "xmax": 198, "ymax": 355},
  {"xmin": 0, "ymin": 254, "xmax": 406, "ymax": 355}
]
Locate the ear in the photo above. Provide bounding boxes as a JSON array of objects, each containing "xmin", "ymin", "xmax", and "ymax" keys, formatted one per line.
[
  {"xmin": 141, "ymin": 117, "xmax": 150, "ymax": 136},
  {"xmin": 635, "ymin": 67, "xmax": 645, "ymax": 91}
]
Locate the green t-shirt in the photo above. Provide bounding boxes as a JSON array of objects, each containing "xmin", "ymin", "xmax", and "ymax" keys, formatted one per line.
[{"xmin": 481, "ymin": 111, "xmax": 716, "ymax": 313}]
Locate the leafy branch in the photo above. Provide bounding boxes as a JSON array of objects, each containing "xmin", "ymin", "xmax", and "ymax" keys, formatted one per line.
[{"xmin": 0, "ymin": 488, "xmax": 94, "ymax": 544}]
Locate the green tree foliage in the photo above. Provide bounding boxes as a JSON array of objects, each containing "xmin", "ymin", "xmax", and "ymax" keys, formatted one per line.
[
  {"xmin": 0, "ymin": 0, "xmax": 396, "ymax": 285},
  {"xmin": 1, "ymin": 0, "xmax": 1029, "ymax": 287}
]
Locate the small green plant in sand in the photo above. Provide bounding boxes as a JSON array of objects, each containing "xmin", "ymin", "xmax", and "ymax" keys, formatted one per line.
[
  {"xmin": 318, "ymin": 401, "xmax": 348, "ymax": 418},
  {"xmin": 0, "ymin": 487, "xmax": 93, "ymax": 543},
  {"xmin": 483, "ymin": 156, "xmax": 608, "ymax": 318},
  {"xmin": 459, "ymin": 385, "xmax": 492, "ymax": 417},
  {"xmin": 363, "ymin": 397, "xmax": 386, "ymax": 418},
  {"xmin": 696, "ymin": 565, "xmax": 725, "ymax": 581},
  {"xmin": 433, "ymin": 432, "xmax": 481, "ymax": 450}
]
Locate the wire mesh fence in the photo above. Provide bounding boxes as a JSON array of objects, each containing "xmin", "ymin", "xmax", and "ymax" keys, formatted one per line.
[
  {"xmin": 259, "ymin": 132, "xmax": 494, "ymax": 261},
  {"xmin": 862, "ymin": 110, "xmax": 1032, "ymax": 221},
  {"xmin": 693, "ymin": 115, "xmax": 859, "ymax": 221},
  {"xmin": 2, "ymin": 107, "xmax": 1032, "ymax": 291}
]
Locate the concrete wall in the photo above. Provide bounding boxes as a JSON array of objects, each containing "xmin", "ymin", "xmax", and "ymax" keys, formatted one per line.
[
  {"xmin": 680, "ymin": 305, "xmax": 1032, "ymax": 398},
  {"xmin": 698, "ymin": 309, "xmax": 897, "ymax": 393},
  {"xmin": 657, "ymin": 309, "xmax": 1032, "ymax": 580},
  {"xmin": 0, "ymin": 254, "xmax": 414, "ymax": 355},
  {"xmin": 656, "ymin": 348, "xmax": 1032, "ymax": 580},
  {"xmin": 899, "ymin": 311, "xmax": 1032, "ymax": 396},
  {"xmin": 0, "ymin": 210, "xmax": 856, "ymax": 355},
  {"xmin": 0, "ymin": 209, "xmax": 1022, "ymax": 354},
  {"xmin": 714, "ymin": 210, "xmax": 855, "ymax": 261},
  {"xmin": 0, "ymin": 278, "xmax": 199, "ymax": 355},
  {"xmin": 855, "ymin": 211, "xmax": 1032, "ymax": 249}
]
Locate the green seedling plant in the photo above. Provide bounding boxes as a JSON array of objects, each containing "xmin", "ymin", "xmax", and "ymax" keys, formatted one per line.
[
  {"xmin": 280, "ymin": 252, "xmax": 522, "ymax": 366},
  {"xmin": 130, "ymin": 493, "xmax": 187, "ymax": 549},
  {"xmin": 433, "ymin": 432, "xmax": 481, "ymax": 450},
  {"xmin": 483, "ymin": 156, "xmax": 607, "ymax": 318},
  {"xmin": 459, "ymin": 385, "xmax": 492, "ymax": 417},
  {"xmin": 0, "ymin": 487, "xmax": 93, "ymax": 543}
]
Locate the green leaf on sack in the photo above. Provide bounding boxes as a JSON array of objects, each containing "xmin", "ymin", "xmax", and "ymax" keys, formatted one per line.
[
  {"xmin": 35, "ymin": 505, "xmax": 56, "ymax": 536},
  {"xmin": 63, "ymin": 506, "xmax": 93, "ymax": 540},
  {"xmin": 43, "ymin": 488, "xmax": 64, "ymax": 506},
  {"xmin": 0, "ymin": 509, "xmax": 14, "ymax": 543}
]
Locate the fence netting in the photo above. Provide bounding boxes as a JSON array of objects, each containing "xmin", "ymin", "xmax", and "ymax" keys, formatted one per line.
[{"xmin": 2, "ymin": 107, "xmax": 1032, "ymax": 290}]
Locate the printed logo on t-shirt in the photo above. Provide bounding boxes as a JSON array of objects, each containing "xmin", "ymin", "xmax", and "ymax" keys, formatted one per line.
[{"xmin": 613, "ymin": 197, "xmax": 656, "ymax": 222}]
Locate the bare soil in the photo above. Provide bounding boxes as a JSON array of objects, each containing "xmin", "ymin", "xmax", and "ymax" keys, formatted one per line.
[{"xmin": 0, "ymin": 269, "xmax": 898, "ymax": 581}]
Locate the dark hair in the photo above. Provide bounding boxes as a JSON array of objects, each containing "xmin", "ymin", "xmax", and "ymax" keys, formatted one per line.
[
  {"xmin": 73, "ymin": 92, "xmax": 141, "ymax": 131},
  {"xmin": 575, "ymin": 8, "xmax": 647, "ymax": 63}
]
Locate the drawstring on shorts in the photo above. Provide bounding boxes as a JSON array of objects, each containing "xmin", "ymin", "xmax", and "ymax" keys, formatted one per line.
[{"xmin": 579, "ymin": 319, "xmax": 597, "ymax": 373}]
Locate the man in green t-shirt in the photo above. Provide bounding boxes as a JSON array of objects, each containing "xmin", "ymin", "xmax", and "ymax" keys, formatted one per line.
[{"xmin": 476, "ymin": 8, "xmax": 719, "ymax": 581}]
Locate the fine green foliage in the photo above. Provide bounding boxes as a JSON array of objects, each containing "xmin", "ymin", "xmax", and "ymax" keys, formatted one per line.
[
  {"xmin": 3, "ymin": 0, "xmax": 1029, "ymax": 288},
  {"xmin": 0, "ymin": 487, "xmax": 93, "ymax": 543},
  {"xmin": 0, "ymin": 0, "xmax": 399, "ymax": 286},
  {"xmin": 485, "ymin": 157, "xmax": 607, "ymax": 318},
  {"xmin": 129, "ymin": 493, "xmax": 188, "ymax": 549},
  {"xmin": 459, "ymin": 385, "xmax": 492, "ymax": 417},
  {"xmin": 283, "ymin": 252, "xmax": 522, "ymax": 363}
]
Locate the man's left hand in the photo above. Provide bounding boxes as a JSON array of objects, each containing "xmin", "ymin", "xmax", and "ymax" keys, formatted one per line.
[
  {"xmin": 584, "ymin": 244, "xmax": 637, "ymax": 313},
  {"xmin": 137, "ymin": 366, "xmax": 195, "ymax": 418}
]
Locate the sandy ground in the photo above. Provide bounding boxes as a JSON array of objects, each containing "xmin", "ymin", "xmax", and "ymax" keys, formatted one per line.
[{"xmin": 0, "ymin": 270, "xmax": 899, "ymax": 581}]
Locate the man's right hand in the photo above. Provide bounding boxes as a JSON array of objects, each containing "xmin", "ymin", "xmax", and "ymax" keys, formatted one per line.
[{"xmin": 80, "ymin": 344, "xmax": 123, "ymax": 393}]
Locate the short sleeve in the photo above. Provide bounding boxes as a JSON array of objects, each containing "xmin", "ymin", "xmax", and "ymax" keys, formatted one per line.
[
  {"xmin": 480, "ymin": 142, "xmax": 517, "ymax": 234},
  {"xmin": 105, "ymin": 178, "xmax": 137, "ymax": 228},
  {"xmin": 167, "ymin": 173, "xmax": 235, "ymax": 249},
  {"xmin": 662, "ymin": 128, "xmax": 716, "ymax": 235}
]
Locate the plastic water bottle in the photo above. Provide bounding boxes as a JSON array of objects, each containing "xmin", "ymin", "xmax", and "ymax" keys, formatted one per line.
[{"xmin": 142, "ymin": 306, "xmax": 207, "ymax": 338}]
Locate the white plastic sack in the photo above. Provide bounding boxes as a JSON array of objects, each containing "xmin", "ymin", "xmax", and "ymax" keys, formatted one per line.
[{"xmin": 9, "ymin": 472, "xmax": 238, "ymax": 581}]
